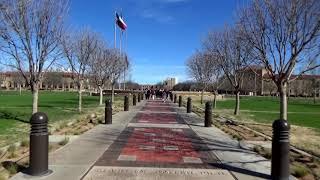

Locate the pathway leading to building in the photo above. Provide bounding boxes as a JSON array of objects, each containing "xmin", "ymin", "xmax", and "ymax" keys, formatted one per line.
[
  {"xmin": 83, "ymin": 99, "xmax": 235, "ymax": 180},
  {"xmin": 12, "ymin": 98, "xmax": 271, "ymax": 180}
]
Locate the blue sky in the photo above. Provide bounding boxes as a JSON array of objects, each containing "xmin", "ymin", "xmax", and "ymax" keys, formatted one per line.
[{"xmin": 69, "ymin": 0, "xmax": 243, "ymax": 84}]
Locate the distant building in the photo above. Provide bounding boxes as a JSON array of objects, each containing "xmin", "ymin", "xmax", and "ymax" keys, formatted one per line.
[
  {"xmin": 163, "ymin": 77, "xmax": 176, "ymax": 90},
  {"xmin": 218, "ymin": 67, "xmax": 320, "ymax": 97}
]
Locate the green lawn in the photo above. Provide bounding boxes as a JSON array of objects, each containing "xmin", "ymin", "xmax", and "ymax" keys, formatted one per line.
[
  {"xmin": 192, "ymin": 96, "xmax": 320, "ymax": 130},
  {"xmin": 0, "ymin": 90, "xmax": 123, "ymax": 146}
]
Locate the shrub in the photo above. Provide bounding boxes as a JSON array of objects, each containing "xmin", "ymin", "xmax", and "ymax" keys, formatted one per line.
[
  {"xmin": 291, "ymin": 164, "xmax": 309, "ymax": 178},
  {"xmin": 6, "ymin": 163, "xmax": 18, "ymax": 175},
  {"xmin": 20, "ymin": 140, "xmax": 29, "ymax": 147}
]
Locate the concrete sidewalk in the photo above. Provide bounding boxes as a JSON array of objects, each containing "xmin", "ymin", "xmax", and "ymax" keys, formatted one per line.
[{"xmin": 11, "ymin": 99, "xmax": 275, "ymax": 180}]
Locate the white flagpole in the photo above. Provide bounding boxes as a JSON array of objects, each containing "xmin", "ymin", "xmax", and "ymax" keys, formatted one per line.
[{"xmin": 119, "ymin": 30, "xmax": 122, "ymax": 90}]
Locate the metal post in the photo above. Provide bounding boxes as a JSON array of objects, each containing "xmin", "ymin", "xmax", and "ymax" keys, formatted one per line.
[
  {"xmin": 205, "ymin": 101, "xmax": 212, "ymax": 127},
  {"xmin": 124, "ymin": 95, "xmax": 129, "ymax": 111},
  {"xmin": 29, "ymin": 112, "xmax": 50, "ymax": 176},
  {"xmin": 187, "ymin": 97, "xmax": 192, "ymax": 113},
  {"xmin": 271, "ymin": 119, "xmax": 290, "ymax": 180},
  {"xmin": 174, "ymin": 94, "xmax": 177, "ymax": 103},
  {"xmin": 133, "ymin": 94, "xmax": 137, "ymax": 106},
  {"xmin": 141, "ymin": 93, "xmax": 144, "ymax": 100},
  {"xmin": 105, "ymin": 99, "xmax": 112, "ymax": 124},
  {"xmin": 178, "ymin": 96, "xmax": 182, "ymax": 107},
  {"xmin": 138, "ymin": 93, "xmax": 141, "ymax": 102}
]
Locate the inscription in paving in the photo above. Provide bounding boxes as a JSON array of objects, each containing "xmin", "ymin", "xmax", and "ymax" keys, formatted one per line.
[{"xmin": 84, "ymin": 166, "xmax": 235, "ymax": 180}]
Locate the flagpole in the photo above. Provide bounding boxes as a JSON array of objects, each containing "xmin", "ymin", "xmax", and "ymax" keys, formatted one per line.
[
  {"xmin": 119, "ymin": 30, "xmax": 122, "ymax": 90},
  {"xmin": 114, "ymin": 11, "xmax": 117, "ymax": 49}
]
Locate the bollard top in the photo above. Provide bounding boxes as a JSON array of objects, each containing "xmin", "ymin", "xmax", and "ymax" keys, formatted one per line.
[
  {"xmin": 187, "ymin": 97, "xmax": 192, "ymax": 100},
  {"xmin": 272, "ymin": 119, "xmax": 290, "ymax": 131},
  {"xmin": 30, "ymin": 112, "xmax": 48, "ymax": 124},
  {"xmin": 205, "ymin": 101, "xmax": 212, "ymax": 106}
]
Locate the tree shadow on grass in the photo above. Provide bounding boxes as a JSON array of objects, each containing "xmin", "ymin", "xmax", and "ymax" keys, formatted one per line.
[{"xmin": 0, "ymin": 111, "xmax": 29, "ymax": 124}]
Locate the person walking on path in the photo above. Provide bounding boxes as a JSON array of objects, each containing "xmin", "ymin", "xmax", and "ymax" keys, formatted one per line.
[
  {"xmin": 162, "ymin": 90, "xmax": 167, "ymax": 102},
  {"xmin": 146, "ymin": 89, "xmax": 150, "ymax": 100},
  {"xmin": 152, "ymin": 89, "xmax": 155, "ymax": 100}
]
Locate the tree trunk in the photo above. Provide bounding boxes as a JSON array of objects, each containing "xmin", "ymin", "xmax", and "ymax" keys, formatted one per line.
[
  {"xmin": 99, "ymin": 86, "xmax": 103, "ymax": 105},
  {"xmin": 111, "ymin": 82, "xmax": 115, "ymax": 104},
  {"xmin": 32, "ymin": 84, "xmax": 39, "ymax": 114},
  {"xmin": 19, "ymin": 84, "xmax": 22, "ymax": 96},
  {"xmin": 314, "ymin": 89, "xmax": 316, "ymax": 104},
  {"xmin": 234, "ymin": 90, "xmax": 240, "ymax": 115},
  {"xmin": 213, "ymin": 92, "xmax": 217, "ymax": 109},
  {"xmin": 279, "ymin": 82, "xmax": 288, "ymax": 120},
  {"xmin": 78, "ymin": 83, "xmax": 82, "ymax": 113},
  {"xmin": 201, "ymin": 89, "xmax": 204, "ymax": 104}
]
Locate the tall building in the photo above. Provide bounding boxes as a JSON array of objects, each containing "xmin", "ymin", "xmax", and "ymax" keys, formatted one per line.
[{"xmin": 163, "ymin": 77, "xmax": 176, "ymax": 90}]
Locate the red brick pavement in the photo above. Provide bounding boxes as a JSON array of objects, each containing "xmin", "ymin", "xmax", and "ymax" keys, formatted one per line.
[{"xmin": 94, "ymin": 99, "xmax": 219, "ymax": 168}]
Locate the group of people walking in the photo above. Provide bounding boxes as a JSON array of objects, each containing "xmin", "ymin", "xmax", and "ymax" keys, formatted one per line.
[{"xmin": 145, "ymin": 89, "xmax": 172, "ymax": 102}]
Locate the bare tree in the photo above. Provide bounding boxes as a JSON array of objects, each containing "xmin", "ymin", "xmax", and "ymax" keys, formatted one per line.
[
  {"xmin": 238, "ymin": 0, "xmax": 320, "ymax": 120},
  {"xmin": 0, "ymin": 0, "xmax": 67, "ymax": 113},
  {"xmin": 186, "ymin": 51, "xmax": 217, "ymax": 104},
  {"xmin": 11, "ymin": 71, "xmax": 25, "ymax": 95},
  {"xmin": 61, "ymin": 29, "xmax": 98, "ymax": 113},
  {"xmin": 204, "ymin": 26, "xmax": 253, "ymax": 115},
  {"xmin": 88, "ymin": 42, "xmax": 115, "ymax": 105}
]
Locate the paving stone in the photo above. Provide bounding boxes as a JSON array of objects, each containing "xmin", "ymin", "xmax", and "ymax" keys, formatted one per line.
[
  {"xmin": 152, "ymin": 138, "xmax": 166, "ymax": 143},
  {"xmin": 163, "ymin": 145, "xmax": 179, "ymax": 151},
  {"xmin": 171, "ymin": 129, "xmax": 183, "ymax": 132},
  {"xmin": 161, "ymin": 134, "xmax": 174, "ymax": 138},
  {"xmin": 144, "ymin": 133, "xmax": 156, "ymax": 137},
  {"xmin": 183, "ymin": 157, "xmax": 203, "ymax": 164},
  {"xmin": 139, "ymin": 145, "xmax": 156, "ymax": 150},
  {"xmin": 139, "ymin": 120, "xmax": 150, "ymax": 123},
  {"xmin": 135, "ymin": 128, "xmax": 147, "ymax": 131},
  {"xmin": 117, "ymin": 155, "xmax": 137, "ymax": 161}
]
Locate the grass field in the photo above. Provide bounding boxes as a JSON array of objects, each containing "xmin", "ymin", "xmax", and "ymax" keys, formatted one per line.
[
  {"xmin": 0, "ymin": 90, "xmax": 123, "ymax": 147},
  {"xmin": 191, "ymin": 95, "xmax": 320, "ymax": 130}
]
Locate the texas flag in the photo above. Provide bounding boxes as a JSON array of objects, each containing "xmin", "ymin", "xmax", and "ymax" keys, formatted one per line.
[{"xmin": 116, "ymin": 13, "xmax": 127, "ymax": 31}]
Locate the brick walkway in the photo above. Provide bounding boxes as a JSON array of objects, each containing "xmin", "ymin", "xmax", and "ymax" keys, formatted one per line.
[{"xmin": 83, "ymin": 99, "xmax": 235, "ymax": 180}]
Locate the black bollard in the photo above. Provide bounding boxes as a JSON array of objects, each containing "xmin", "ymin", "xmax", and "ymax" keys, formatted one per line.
[
  {"xmin": 187, "ymin": 97, "xmax": 192, "ymax": 113},
  {"xmin": 138, "ymin": 94, "xmax": 141, "ymax": 102},
  {"xmin": 170, "ymin": 93, "xmax": 173, "ymax": 101},
  {"xmin": 178, "ymin": 96, "xmax": 182, "ymax": 107},
  {"xmin": 205, "ymin": 101, "xmax": 212, "ymax": 127},
  {"xmin": 141, "ymin": 93, "xmax": 144, "ymax": 100},
  {"xmin": 105, "ymin": 99, "xmax": 112, "ymax": 124},
  {"xmin": 124, "ymin": 95, "xmax": 129, "ymax": 111},
  {"xmin": 29, "ymin": 112, "xmax": 50, "ymax": 176},
  {"xmin": 271, "ymin": 119, "xmax": 290, "ymax": 180},
  {"xmin": 133, "ymin": 94, "xmax": 137, "ymax": 106},
  {"xmin": 174, "ymin": 94, "xmax": 177, "ymax": 103}
]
